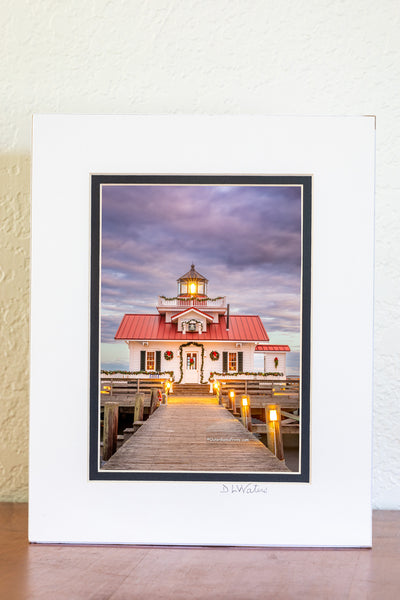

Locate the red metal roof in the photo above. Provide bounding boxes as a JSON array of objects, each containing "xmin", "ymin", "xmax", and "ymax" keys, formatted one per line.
[
  {"xmin": 255, "ymin": 344, "xmax": 291, "ymax": 352},
  {"xmin": 115, "ymin": 314, "xmax": 269, "ymax": 342}
]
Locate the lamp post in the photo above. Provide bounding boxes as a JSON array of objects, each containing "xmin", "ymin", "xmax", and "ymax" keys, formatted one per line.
[
  {"xmin": 265, "ymin": 404, "xmax": 284, "ymax": 460},
  {"xmin": 164, "ymin": 380, "xmax": 172, "ymax": 404},
  {"xmin": 241, "ymin": 395, "xmax": 252, "ymax": 431},
  {"xmin": 213, "ymin": 380, "xmax": 222, "ymax": 405},
  {"xmin": 229, "ymin": 390, "xmax": 236, "ymax": 413}
]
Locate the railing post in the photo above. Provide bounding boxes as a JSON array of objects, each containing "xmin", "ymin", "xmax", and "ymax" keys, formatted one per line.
[
  {"xmin": 164, "ymin": 380, "xmax": 172, "ymax": 404},
  {"xmin": 149, "ymin": 388, "xmax": 158, "ymax": 415},
  {"xmin": 218, "ymin": 386, "xmax": 222, "ymax": 405},
  {"xmin": 213, "ymin": 381, "xmax": 222, "ymax": 405},
  {"xmin": 134, "ymin": 393, "xmax": 144, "ymax": 422},
  {"xmin": 241, "ymin": 395, "xmax": 252, "ymax": 432},
  {"xmin": 229, "ymin": 390, "xmax": 236, "ymax": 413},
  {"xmin": 265, "ymin": 403, "xmax": 284, "ymax": 460},
  {"xmin": 103, "ymin": 402, "xmax": 119, "ymax": 461}
]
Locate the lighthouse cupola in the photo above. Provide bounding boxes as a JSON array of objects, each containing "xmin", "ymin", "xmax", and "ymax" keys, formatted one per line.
[{"xmin": 177, "ymin": 264, "xmax": 208, "ymax": 297}]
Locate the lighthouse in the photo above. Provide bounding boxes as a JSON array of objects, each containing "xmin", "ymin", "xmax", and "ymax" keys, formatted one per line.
[{"xmin": 115, "ymin": 265, "xmax": 290, "ymax": 384}]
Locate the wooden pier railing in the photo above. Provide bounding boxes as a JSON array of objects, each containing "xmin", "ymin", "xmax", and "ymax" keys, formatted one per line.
[
  {"xmin": 100, "ymin": 376, "xmax": 299, "ymax": 423},
  {"xmin": 217, "ymin": 378, "xmax": 300, "ymax": 436},
  {"xmin": 100, "ymin": 376, "xmax": 300, "ymax": 462},
  {"xmin": 100, "ymin": 377, "xmax": 168, "ymax": 407}
]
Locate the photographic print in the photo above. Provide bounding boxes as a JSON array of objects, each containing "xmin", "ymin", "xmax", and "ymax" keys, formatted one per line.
[
  {"xmin": 30, "ymin": 115, "xmax": 374, "ymax": 545},
  {"xmin": 90, "ymin": 175, "xmax": 311, "ymax": 482}
]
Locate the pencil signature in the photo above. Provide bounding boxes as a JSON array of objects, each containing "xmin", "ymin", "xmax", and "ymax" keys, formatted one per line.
[{"xmin": 220, "ymin": 483, "xmax": 268, "ymax": 494}]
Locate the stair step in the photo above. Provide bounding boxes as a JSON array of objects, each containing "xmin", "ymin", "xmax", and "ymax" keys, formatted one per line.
[{"xmin": 171, "ymin": 383, "xmax": 211, "ymax": 396}]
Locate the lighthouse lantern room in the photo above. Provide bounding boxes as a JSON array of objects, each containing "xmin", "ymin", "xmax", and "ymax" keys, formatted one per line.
[{"xmin": 177, "ymin": 264, "xmax": 208, "ymax": 297}]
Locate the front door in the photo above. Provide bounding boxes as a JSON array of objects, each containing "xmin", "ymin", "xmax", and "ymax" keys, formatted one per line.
[{"xmin": 184, "ymin": 351, "xmax": 199, "ymax": 383}]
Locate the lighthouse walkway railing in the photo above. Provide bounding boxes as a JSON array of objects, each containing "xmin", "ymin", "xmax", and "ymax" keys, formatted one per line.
[
  {"xmin": 100, "ymin": 377, "xmax": 167, "ymax": 408},
  {"xmin": 100, "ymin": 376, "xmax": 298, "ymax": 404},
  {"xmin": 157, "ymin": 296, "xmax": 226, "ymax": 308},
  {"xmin": 215, "ymin": 378, "xmax": 300, "ymax": 435},
  {"xmin": 100, "ymin": 375, "xmax": 300, "ymax": 435}
]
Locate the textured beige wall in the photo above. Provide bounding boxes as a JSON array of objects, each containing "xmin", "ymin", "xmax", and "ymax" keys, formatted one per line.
[
  {"xmin": 1, "ymin": 1, "xmax": 400, "ymax": 507},
  {"xmin": 0, "ymin": 155, "xmax": 30, "ymax": 500}
]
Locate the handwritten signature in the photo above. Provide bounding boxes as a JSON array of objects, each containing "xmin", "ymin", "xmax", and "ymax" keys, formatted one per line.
[{"xmin": 220, "ymin": 483, "xmax": 268, "ymax": 495}]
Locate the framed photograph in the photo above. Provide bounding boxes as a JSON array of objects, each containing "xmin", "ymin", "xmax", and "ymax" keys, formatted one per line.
[
  {"xmin": 30, "ymin": 115, "xmax": 374, "ymax": 546},
  {"xmin": 90, "ymin": 174, "xmax": 311, "ymax": 482}
]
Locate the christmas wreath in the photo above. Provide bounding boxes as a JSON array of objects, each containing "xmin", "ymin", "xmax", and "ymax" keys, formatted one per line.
[
  {"xmin": 274, "ymin": 357, "xmax": 279, "ymax": 368},
  {"xmin": 164, "ymin": 350, "xmax": 174, "ymax": 361},
  {"xmin": 210, "ymin": 350, "xmax": 220, "ymax": 361}
]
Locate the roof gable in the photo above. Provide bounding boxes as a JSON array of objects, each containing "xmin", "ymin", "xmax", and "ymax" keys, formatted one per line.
[{"xmin": 170, "ymin": 307, "xmax": 213, "ymax": 321}]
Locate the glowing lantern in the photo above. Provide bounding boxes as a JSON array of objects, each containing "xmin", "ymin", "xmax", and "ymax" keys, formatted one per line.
[
  {"xmin": 240, "ymin": 396, "xmax": 251, "ymax": 431},
  {"xmin": 269, "ymin": 409, "xmax": 278, "ymax": 422}
]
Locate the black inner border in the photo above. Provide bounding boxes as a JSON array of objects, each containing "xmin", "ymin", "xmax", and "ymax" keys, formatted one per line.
[{"xmin": 90, "ymin": 175, "xmax": 311, "ymax": 482}]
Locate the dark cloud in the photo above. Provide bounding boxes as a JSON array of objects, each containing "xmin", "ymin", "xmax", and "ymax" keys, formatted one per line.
[{"xmin": 101, "ymin": 184, "xmax": 302, "ymax": 370}]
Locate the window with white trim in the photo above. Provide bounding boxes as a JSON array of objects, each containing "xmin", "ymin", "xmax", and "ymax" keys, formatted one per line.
[
  {"xmin": 146, "ymin": 351, "xmax": 155, "ymax": 371},
  {"xmin": 228, "ymin": 352, "xmax": 237, "ymax": 371}
]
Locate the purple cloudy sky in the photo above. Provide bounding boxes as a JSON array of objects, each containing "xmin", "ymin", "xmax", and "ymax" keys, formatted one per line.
[{"xmin": 101, "ymin": 184, "xmax": 302, "ymax": 374}]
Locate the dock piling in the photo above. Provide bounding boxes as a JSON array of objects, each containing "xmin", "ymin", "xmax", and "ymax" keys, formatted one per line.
[
  {"xmin": 103, "ymin": 402, "xmax": 119, "ymax": 461},
  {"xmin": 134, "ymin": 393, "xmax": 145, "ymax": 422},
  {"xmin": 149, "ymin": 388, "xmax": 160, "ymax": 415}
]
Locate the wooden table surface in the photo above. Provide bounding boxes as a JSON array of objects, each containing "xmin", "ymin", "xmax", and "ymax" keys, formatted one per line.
[{"xmin": 0, "ymin": 504, "xmax": 399, "ymax": 599}]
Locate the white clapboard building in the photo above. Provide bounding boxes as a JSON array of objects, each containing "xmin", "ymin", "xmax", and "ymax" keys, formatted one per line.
[{"xmin": 115, "ymin": 265, "xmax": 290, "ymax": 383}]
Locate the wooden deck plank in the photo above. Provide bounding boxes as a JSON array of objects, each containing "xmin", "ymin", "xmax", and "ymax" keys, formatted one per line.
[{"xmin": 102, "ymin": 397, "xmax": 289, "ymax": 472}]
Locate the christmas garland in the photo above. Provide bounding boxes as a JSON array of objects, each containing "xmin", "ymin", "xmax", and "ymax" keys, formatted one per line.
[
  {"xmin": 177, "ymin": 341, "xmax": 206, "ymax": 384},
  {"xmin": 164, "ymin": 350, "xmax": 174, "ymax": 360},
  {"xmin": 101, "ymin": 369, "xmax": 174, "ymax": 379},
  {"xmin": 160, "ymin": 295, "xmax": 224, "ymax": 302},
  {"xmin": 210, "ymin": 350, "xmax": 220, "ymax": 361},
  {"xmin": 209, "ymin": 371, "xmax": 284, "ymax": 380}
]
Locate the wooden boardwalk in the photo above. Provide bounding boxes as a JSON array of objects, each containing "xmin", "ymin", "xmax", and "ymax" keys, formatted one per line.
[{"xmin": 103, "ymin": 396, "xmax": 289, "ymax": 472}]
